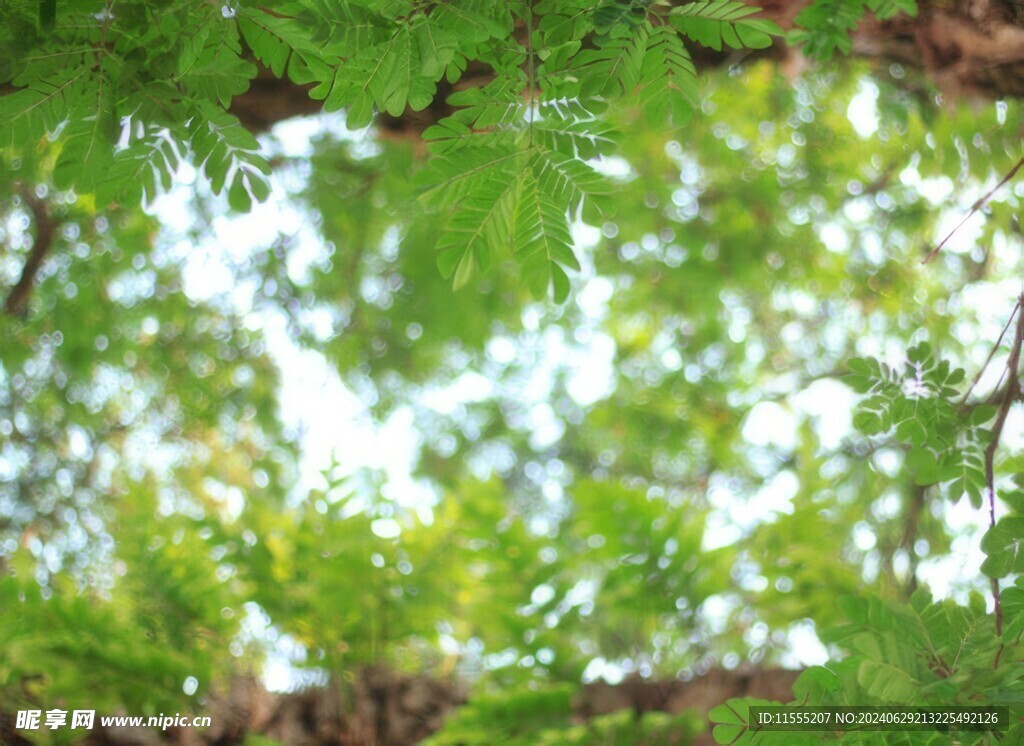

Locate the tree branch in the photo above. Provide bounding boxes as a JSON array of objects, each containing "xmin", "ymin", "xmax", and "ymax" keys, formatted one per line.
[
  {"xmin": 4, "ymin": 188, "xmax": 57, "ymax": 317},
  {"xmin": 983, "ymin": 295, "xmax": 1024, "ymax": 639},
  {"xmin": 923, "ymin": 157, "xmax": 1024, "ymax": 265},
  {"xmin": 215, "ymin": 2, "xmax": 1024, "ymax": 135}
]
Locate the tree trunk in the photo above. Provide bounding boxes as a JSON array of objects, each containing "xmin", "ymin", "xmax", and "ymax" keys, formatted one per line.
[{"xmin": 46, "ymin": 667, "xmax": 800, "ymax": 745}]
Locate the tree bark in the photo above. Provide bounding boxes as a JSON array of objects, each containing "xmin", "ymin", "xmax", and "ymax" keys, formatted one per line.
[{"xmin": 59, "ymin": 667, "xmax": 799, "ymax": 746}]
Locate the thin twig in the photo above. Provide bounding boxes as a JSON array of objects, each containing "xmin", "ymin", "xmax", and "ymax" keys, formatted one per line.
[
  {"xmin": 983, "ymin": 295, "xmax": 1024, "ymax": 641},
  {"xmin": 922, "ymin": 157, "xmax": 1024, "ymax": 264},
  {"xmin": 4, "ymin": 188, "xmax": 57, "ymax": 317},
  {"xmin": 960, "ymin": 299, "xmax": 1021, "ymax": 406}
]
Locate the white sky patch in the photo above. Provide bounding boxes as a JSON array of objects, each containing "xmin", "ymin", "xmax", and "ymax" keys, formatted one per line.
[
  {"xmin": 371, "ymin": 517, "xmax": 402, "ymax": 539},
  {"xmin": 918, "ymin": 176, "xmax": 954, "ymax": 205},
  {"xmin": 419, "ymin": 372, "xmax": 494, "ymax": 415},
  {"xmin": 263, "ymin": 313, "xmax": 431, "ymax": 508},
  {"xmin": 566, "ymin": 332, "xmax": 615, "ymax": 405},
  {"xmin": 486, "ymin": 336, "xmax": 518, "ymax": 365},
  {"xmin": 180, "ymin": 246, "xmax": 235, "ymax": 303},
  {"xmin": 846, "ymin": 80, "xmax": 879, "ymax": 138},
  {"xmin": 742, "ymin": 401, "xmax": 797, "ymax": 450},
  {"xmin": 149, "ymin": 187, "xmax": 195, "ymax": 235},
  {"xmin": 780, "ymin": 621, "xmax": 830, "ymax": 667},
  {"xmin": 589, "ymin": 155, "xmax": 634, "ymax": 180},
  {"xmin": 525, "ymin": 402, "xmax": 565, "ymax": 450},
  {"xmin": 571, "ymin": 220, "xmax": 602, "ymax": 249},
  {"xmin": 270, "ymin": 117, "xmax": 329, "ymax": 158},
  {"xmin": 818, "ymin": 222, "xmax": 850, "ymax": 254},
  {"xmin": 931, "ymin": 205, "xmax": 985, "ymax": 255},
  {"xmin": 703, "ymin": 470, "xmax": 797, "ymax": 551},
  {"xmin": 582, "ymin": 657, "xmax": 624, "ymax": 684},
  {"xmin": 703, "ymin": 511, "xmax": 744, "ymax": 551},
  {"xmin": 149, "ymin": 127, "xmax": 436, "ymax": 513},
  {"xmin": 578, "ymin": 276, "xmax": 614, "ymax": 320},
  {"xmin": 791, "ymin": 379, "xmax": 856, "ymax": 450},
  {"xmin": 917, "ymin": 497, "xmax": 989, "ymax": 601},
  {"xmin": 747, "ymin": 470, "xmax": 798, "ymax": 519}
]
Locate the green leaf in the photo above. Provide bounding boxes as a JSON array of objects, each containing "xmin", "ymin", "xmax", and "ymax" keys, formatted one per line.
[
  {"xmin": 980, "ymin": 516, "xmax": 1024, "ymax": 579},
  {"xmin": 855, "ymin": 661, "xmax": 921, "ymax": 702},
  {"xmin": 378, "ymin": 25, "xmax": 435, "ymax": 114},
  {"xmin": 238, "ymin": 7, "xmax": 330, "ymax": 83},
  {"xmin": 593, "ymin": 0, "xmax": 651, "ymax": 36},
  {"xmin": 791, "ymin": 666, "xmax": 839, "ymax": 703},
  {"xmin": 443, "ymin": 79, "xmax": 525, "ymax": 131},
  {"xmin": 639, "ymin": 25, "xmax": 697, "ymax": 129},
  {"xmin": 571, "ymin": 32, "xmax": 646, "ymax": 98},
  {"xmin": 709, "ymin": 698, "xmax": 773, "ymax": 744},
  {"xmin": 430, "ymin": 0, "xmax": 512, "ymax": 45},
  {"xmin": 867, "ymin": 0, "xmax": 918, "ymax": 20},
  {"xmin": 532, "ymin": 148, "xmax": 613, "ymax": 214},
  {"xmin": 853, "ymin": 410, "xmax": 884, "ymax": 434},
  {"xmin": 318, "ymin": 24, "xmax": 439, "ymax": 126},
  {"xmin": 791, "ymin": 0, "xmax": 865, "ymax": 60},
  {"xmin": 907, "ymin": 341, "xmax": 933, "ymax": 365},
  {"xmin": 53, "ymin": 75, "xmax": 117, "ymax": 193},
  {"xmin": 178, "ymin": 39, "xmax": 256, "ymax": 108},
  {"xmin": 531, "ymin": 100, "xmax": 617, "ymax": 160},
  {"xmin": 98, "ymin": 130, "xmax": 181, "ymax": 206},
  {"xmin": 514, "ymin": 168, "xmax": 577, "ymax": 303},
  {"xmin": 435, "ymin": 163, "xmax": 523, "ymax": 288},
  {"xmin": 0, "ymin": 66, "xmax": 88, "ymax": 148},
  {"xmin": 419, "ymin": 142, "xmax": 523, "ymax": 205},
  {"xmin": 970, "ymin": 405, "xmax": 997, "ymax": 426},
  {"xmin": 189, "ymin": 102, "xmax": 271, "ymax": 208},
  {"xmin": 906, "ymin": 447, "xmax": 940, "ymax": 485},
  {"xmin": 411, "ymin": 15, "xmax": 456, "ymax": 79},
  {"xmin": 671, "ymin": 1, "xmax": 783, "ymax": 51},
  {"xmin": 1000, "ymin": 587, "xmax": 1024, "ymax": 638}
]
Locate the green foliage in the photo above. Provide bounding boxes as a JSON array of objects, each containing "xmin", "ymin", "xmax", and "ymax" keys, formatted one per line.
[
  {"xmin": 709, "ymin": 698, "xmax": 779, "ymax": 745},
  {"xmin": 792, "ymin": 0, "xmax": 918, "ymax": 60},
  {"xmin": 0, "ymin": 0, "xmax": 933, "ymax": 299},
  {"xmin": 418, "ymin": 87, "xmax": 613, "ymax": 300},
  {"xmin": 638, "ymin": 24, "xmax": 699, "ymax": 129},
  {"xmin": 0, "ymin": 0, "xmax": 794, "ymax": 301},
  {"xmin": 3, "ymin": 1, "xmax": 1024, "ymax": 744},
  {"xmin": 0, "ymin": 1, "xmax": 273, "ymax": 207},
  {"xmin": 425, "ymin": 684, "xmax": 702, "ymax": 745},
  {"xmin": 0, "ymin": 483, "xmax": 237, "ymax": 722},
  {"xmin": 671, "ymin": 2, "xmax": 784, "ymax": 51},
  {"xmin": 710, "ymin": 334, "xmax": 1024, "ymax": 741},
  {"xmin": 713, "ymin": 589, "xmax": 1023, "ymax": 743},
  {"xmin": 846, "ymin": 344, "xmax": 988, "ymax": 503}
]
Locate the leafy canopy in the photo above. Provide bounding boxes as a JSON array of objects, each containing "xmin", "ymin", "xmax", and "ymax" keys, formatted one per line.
[
  {"xmin": 12, "ymin": 0, "xmax": 1024, "ymax": 744},
  {"xmin": 0, "ymin": 0, "xmax": 922, "ymax": 301}
]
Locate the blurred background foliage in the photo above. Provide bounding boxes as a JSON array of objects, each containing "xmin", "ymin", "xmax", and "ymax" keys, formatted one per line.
[{"xmin": 1, "ymin": 52, "xmax": 1023, "ymax": 742}]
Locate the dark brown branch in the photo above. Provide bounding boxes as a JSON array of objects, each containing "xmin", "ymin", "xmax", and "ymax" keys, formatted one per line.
[
  {"xmin": 4, "ymin": 188, "xmax": 57, "ymax": 317},
  {"xmin": 899, "ymin": 484, "xmax": 925, "ymax": 597},
  {"xmin": 983, "ymin": 295, "xmax": 1024, "ymax": 640}
]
